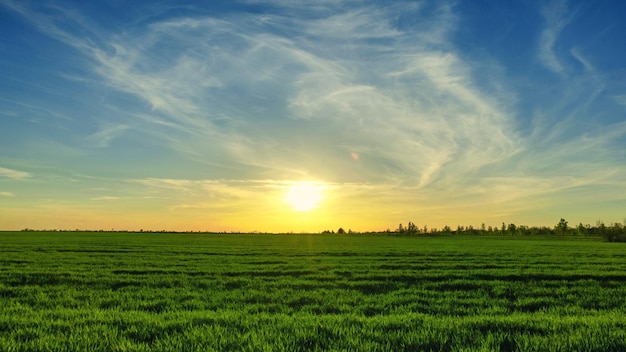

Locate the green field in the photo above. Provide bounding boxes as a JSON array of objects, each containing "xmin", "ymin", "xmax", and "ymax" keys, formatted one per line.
[{"xmin": 1, "ymin": 232, "xmax": 626, "ymax": 351}]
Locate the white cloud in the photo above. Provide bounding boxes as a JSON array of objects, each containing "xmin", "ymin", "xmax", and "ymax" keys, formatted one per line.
[
  {"xmin": 302, "ymin": 8, "xmax": 403, "ymax": 40},
  {"xmin": 0, "ymin": 167, "xmax": 31, "ymax": 180},
  {"xmin": 613, "ymin": 95, "xmax": 626, "ymax": 106},
  {"xmin": 87, "ymin": 124, "xmax": 129, "ymax": 148},
  {"xmin": 4, "ymin": 1, "xmax": 503, "ymax": 190},
  {"xmin": 70, "ymin": 1, "xmax": 494, "ymax": 189},
  {"xmin": 538, "ymin": 0, "xmax": 571, "ymax": 74},
  {"xmin": 91, "ymin": 196, "xmax": 120, "ymax": 201},
  {"xmin": 570, "ymin": 47, "xmax": 594, "ymax": 72}
]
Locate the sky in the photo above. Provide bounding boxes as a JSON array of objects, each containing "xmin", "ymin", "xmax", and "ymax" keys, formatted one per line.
[{"xmin": 1, "ymin": 0, "xmax": 625, "ymax": 232}]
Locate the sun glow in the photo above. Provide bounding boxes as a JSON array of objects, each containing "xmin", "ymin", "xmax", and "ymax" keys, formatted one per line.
[{"xmin": 285, "ymin": 182, "xmax": 323, "ymax": 212}]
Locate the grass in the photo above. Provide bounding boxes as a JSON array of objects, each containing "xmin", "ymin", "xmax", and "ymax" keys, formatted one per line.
[{"xmin": 1, "ymin": 232, "xmax": 626, "ymax": 351}]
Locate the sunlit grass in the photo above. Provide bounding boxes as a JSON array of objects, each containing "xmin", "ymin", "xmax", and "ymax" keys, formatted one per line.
[{"xmin": 1, "ymin": 232, "xmax": 626, "ymax": 351}]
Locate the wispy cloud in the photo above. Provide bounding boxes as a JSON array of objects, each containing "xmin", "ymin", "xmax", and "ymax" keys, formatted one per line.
[
  {"xmin": 0, "ymin": 1, "xmax": 539, "ymax": 205},
  {"xmin": 0, "ymin": 167, "xmax": 31, "ymax": 180},
  {"xmin": 538, "ymin": 0, "xmax": 573, "ymax": 74},
  {"xmin": 90, "ymin": 196, "xmax": 120, "ymax": 201},
  {"xmin": 1, "ymin": 1, "xmax": 515, "ymax": 191},
  {"xmin": 613, "ymin": 95, "xmax": 626, "ymax": 106},
  {"xmin": 0, "ymin": 191, "xmax": 15, "ymax": 197},
  {"xmin": 87, "ymin": 124, "xmax": 129, "ymax": 148},
  {"xmin": 570, "ymin": 47, "xmax": 594, "ymax": 72}
]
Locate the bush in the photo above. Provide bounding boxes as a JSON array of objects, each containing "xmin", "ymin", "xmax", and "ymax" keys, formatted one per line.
[{"xmin": 604, "ymin": 233, "xmax": 626, "ymax": 242}]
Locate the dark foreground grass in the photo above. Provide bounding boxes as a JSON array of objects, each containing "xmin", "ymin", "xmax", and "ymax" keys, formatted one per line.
[{"xmin": 1, "ymin": 232, "xmax": 625, "ymax": 351}]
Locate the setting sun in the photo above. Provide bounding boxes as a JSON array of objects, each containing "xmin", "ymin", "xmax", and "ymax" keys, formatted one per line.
[{"xmin": 285, "ymin": 182, "xmax": 323, "ymax": 212}]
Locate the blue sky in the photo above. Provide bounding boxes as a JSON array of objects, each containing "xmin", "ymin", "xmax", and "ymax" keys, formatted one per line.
[{"xmin": 1, "ymin": 0, "xmax": 625, "ymax": 232}]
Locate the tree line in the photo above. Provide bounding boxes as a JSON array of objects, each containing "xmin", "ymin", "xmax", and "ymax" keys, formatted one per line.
[{"xmin": 385, "ymin": 218, "xmax": 626, "ymax": 242}]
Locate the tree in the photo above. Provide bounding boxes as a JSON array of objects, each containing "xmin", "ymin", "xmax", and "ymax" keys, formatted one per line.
[
  {"xmin": 407, "ymin": 222, "xmax": 418, "ymax": 234},
  {"xmin": 556, "ymin": 218, "xmax": 568, "ymax": 235},
  {"xmin": 337, "ymin": 227, "xmax": 346, "ymax": 234},
  {"xmin": 507, "ymin": 223, "xmax": 517, "ymax": 235}
]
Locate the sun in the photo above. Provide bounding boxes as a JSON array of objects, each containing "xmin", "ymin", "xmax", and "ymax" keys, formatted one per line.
[{"xmin": 285, "ymin": 182, "xmax": 323, "ymax": 212}]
